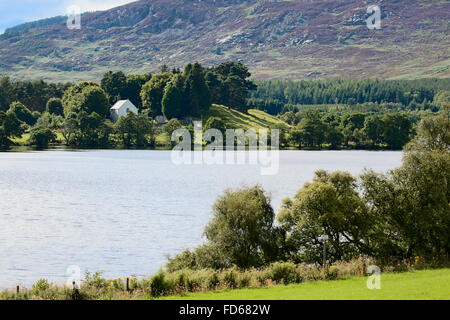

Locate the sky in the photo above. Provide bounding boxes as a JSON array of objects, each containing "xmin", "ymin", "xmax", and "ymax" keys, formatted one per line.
[{"xmin": 0, "ymin": 0, "xmax": 137, "ymax": 33}]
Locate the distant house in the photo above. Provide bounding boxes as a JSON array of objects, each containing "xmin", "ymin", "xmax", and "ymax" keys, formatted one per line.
[{"xmin": 110, "ymin": 99, "xmax": 138, "ymax": 122}]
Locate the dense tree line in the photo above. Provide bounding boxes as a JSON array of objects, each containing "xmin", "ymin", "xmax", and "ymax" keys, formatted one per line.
[
  {"xmin": 0, "ymin": 61, "xmax": 257, "ymax": 149},
  {"xmin": 0, "ymin": 77, "xmax": 71, "ymax": 113},
  {"xmin": 2, "ymin": 64, "xmax": 449, "ymax": 151},
  {"xmin": 250, "ymin": 78, "xmax": 450, "ymax": 115},
  {"xmin": 167, "ymin": 109, "xmax": 450, "ymax": 271},
  {"xmin": 278, "ymin": 109, "xmax": 415, "ymax": 150}
]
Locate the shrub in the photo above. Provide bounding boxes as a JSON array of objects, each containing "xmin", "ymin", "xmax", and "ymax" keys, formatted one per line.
[
  {"xmin": 269, "ymin": 262, "xmax": 299, "ymax": 285},
  {"xmin": 28, "ymin": 127, "xmax": 56, "ymax": 149},
  {"xmin": 237, "ymin": 272, "xmax": 252, "ymax": 288},
  {"xmin": 32, "ymin": 279, "xmax": 51, "ymax": 295},
  {"xmin": 206, "ymin": 270, "xmax": 220, "ymax": 290},
  {"xmin": 221, "ymin": 268, "xmax": 238, "ymax": 289},
  {"xmin": 297, "ymin": 265, "xmax": 322, "ymax": 282},
  {"xmin": 150, "ymin": 269, "xmax": 174, "ymax": 297}
]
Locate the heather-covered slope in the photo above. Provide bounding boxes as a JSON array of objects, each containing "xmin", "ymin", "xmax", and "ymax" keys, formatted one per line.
[{"xmin": 0, "ymin": 0, "xmax": 449, "ymax": 81}]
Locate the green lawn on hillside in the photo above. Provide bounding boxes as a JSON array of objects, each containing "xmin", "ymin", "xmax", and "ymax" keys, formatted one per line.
[
  {"xmin": 155, "ymin": 105, "xmax": 288, "ymax": 146},
  {"xmin": 159, "ymin": 269, "xmax": 450, "ymax": 300},
  {"xmin": 205, "ymin": 104, "xmax": 288, "ymax": 130}
]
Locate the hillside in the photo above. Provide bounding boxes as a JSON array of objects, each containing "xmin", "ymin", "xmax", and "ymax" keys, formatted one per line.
[
  {"xmin": 147, "ymin": 105, "xmax": 287, "ymax": 147},
  {"xmin": 207, "ymin": 104, "xmax": 288, "ymax": 130},
  {"xmin": 0, "ymin": 0, "xmax": 449, "ymax": 81}
]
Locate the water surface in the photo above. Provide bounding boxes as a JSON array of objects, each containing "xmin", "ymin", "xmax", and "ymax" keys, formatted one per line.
[{"xmin": 0, "ymin": 150, "xmax": 402, "ymax": 288}]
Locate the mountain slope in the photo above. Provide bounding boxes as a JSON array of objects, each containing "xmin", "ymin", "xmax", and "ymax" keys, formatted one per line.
[{"xmin": 0, "ymin": 0, "xmax": 449, "ymax": 81}]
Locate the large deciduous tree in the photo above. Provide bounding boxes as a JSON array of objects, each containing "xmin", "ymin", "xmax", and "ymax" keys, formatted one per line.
[
  {"xmin": 278, "ymin": 170, "xmax": 372, "ymax": 264},
  {"xmin": 140, "ymin": 73, "xmax": 173, "ymax": 116},
  {"xmin": 203, "ymin": 186, "xmax": 280, "ymax": 268},
  {"xmin": 0, "ymin": 110, "xmax": 25, "ymax": 148},
  {"xmin": 62, "ymin": 82, "xmax": 110, "ymax": 118},
  {"xmin": 8, "ymin": 101, "xmax": 36, "ymax": 126}
]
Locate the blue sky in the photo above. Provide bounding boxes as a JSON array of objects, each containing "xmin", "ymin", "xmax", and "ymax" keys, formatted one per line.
[{"xmin": 0, "ymin": 0, "xmax": 137, "ymax": 33}]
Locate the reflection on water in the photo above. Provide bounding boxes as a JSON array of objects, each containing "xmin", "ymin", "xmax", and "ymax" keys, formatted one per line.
[{"xmin": 0, "ymin": 150, "xmax": 401, "ymax": 288}]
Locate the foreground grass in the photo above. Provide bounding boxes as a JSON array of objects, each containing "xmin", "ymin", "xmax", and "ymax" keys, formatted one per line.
[{"xmin": 159, "ymin": 269, "xmax": 450, "ymax": 300}]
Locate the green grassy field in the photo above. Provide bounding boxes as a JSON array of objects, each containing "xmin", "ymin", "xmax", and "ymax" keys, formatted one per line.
[
  {"xmin": 205, "ymin": 104, "xmax": 288, "ymax": 130},
  {"xmin": 159, "ymin": 269, "xmax": 450, "ymax": 300}
]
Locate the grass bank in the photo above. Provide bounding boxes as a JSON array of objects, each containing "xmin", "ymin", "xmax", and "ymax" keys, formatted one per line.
[
  {"xmin": 160, "ymin": 268, "xmax": 450, "ymax": 300},
  {"xmin": 2, "ymin": 259, "xmax": 448, "ymax": 300}
]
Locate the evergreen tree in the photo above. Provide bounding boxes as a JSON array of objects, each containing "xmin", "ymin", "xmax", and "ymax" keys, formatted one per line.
[
  {"xmin": 183, "ymin": 63, "xmax": 211, "ymax": 116},
  {"xmin": 162, "ymin": 74, "xmax": 184, "ymax": 119},
  {"xmin": 101, "ymin": 71, "xmax": 127, "ymax": 104}
]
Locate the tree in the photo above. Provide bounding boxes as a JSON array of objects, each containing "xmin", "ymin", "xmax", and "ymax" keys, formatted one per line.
[
  {"xmin": 28, "ymin": 127, "xmax": 56, "ymax": 149},
  {"xmin": 9, "ymin": 101, "xmax": 35, "ymax": 125},
  {"xmin": 222, "ymin": 75, "xmax": 248, "ymax": 112},
  {"xmin": 361, "ymin": 111, "xmax": 450, "ymax": 262},
  {"xmin": 162, "ymin": 74, "xmax": 183, "ymax": 119},
  {"xmin": 207, "ymin": 62, "xmax": 256, "ymax": 112},
  {"xmin": 0, "ymin": 77, "xmax": 15, "ymax": 111},
  {"xmin": 204, "ymin": 117, "xmax": 226, "ymax": 135},
  {"xmin": 271, "ymin": 123, "xmax": 290, "ymax": 148},
  {"xmin": 183, "ymin": 63, "xmax": 211, "ymax": 116},
  {"xmin": 433, "ymin": 90, "xmax": 450, "ymax": 108},
  {"xmin": 0, "ymin": 110, "xmax": 25, "ymax": 147},
  {"xmin": 61, "ymin": 113, "xmax": 78, "ymax": 146},
  {"xmin": 34, "ymin": 112, "xmax": 62, "ymax": 130},
  {"xmin": 115, "ymin": 111, "xmax": 154, "ymax": 148},
  {"xmin": 163, "ymin": 118, "xmax": 182, "ymax": 137},
  {"xmin": 280, "ymin": 111, "xmax": 297, "ymax": 125},
  {"xmin": 46, "ymin": 98, "xmax": 64, "ymax": 116},
  {"xmin": 101, "ymin": 71, "xmax": 127, "ymax": 104},
  {"xmin": 381, "ymin": 113, "xmax": 412, "ymax": 149},
  {"xmin": 289, "ymin": 126, "xmax": 304, "ymax": 148},
  {"xmin": 324, "ymin": 123, "xmax": 343, "ymax": 149},
  {"xmin": 71, "ymin": 111, "xmax": 112, "ymax": 147},
  {"xmin": 78, "ymin": 86, "xmax": 110, "ymax": 118},
  {"xmin": 203, "ymin": 186, "xmax": 280, "ymax": 268},
  {"xmin": 296, "ymin": 110, "xmax": 325, "ymax": 148},
  {"xmin": 341, "ymin": 113, "xmax": 366, "ymax": 131},
  {"xmin": 62, "ymin": 82, "xmax": 110, "ymax": 117},
  {"xmin": 140, "ymin": 73, "xmax": 173, "ymax": 116},
  {"xmin": 124, "ymin": 73, "xmax": 152, "ymax": 110},
  {"xmin": 278, "ymin": 170, "xmax": 372, "ymax": 264},
  {"xmin": 363, "ymin": 115, "xmax": 383, "ymax": 146}
]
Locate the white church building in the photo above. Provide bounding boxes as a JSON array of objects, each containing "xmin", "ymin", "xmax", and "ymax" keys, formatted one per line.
[{"xmin": 110, "ymin": 99, "xmax": 138, "ymax": 122}]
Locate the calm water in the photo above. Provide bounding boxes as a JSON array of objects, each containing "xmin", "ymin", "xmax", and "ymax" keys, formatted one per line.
[{"xmin": 0, "ymin": 150, "xmax": 401, "ymax": 288}]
